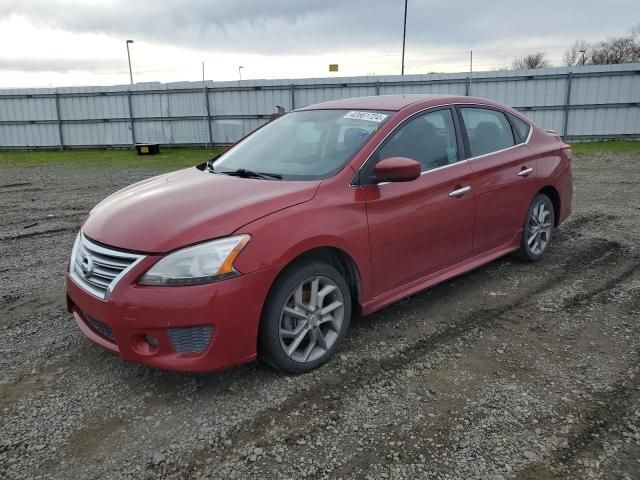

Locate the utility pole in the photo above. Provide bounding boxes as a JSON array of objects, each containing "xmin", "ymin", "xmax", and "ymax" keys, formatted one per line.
[
  {"xmin": 401, "ymin": 0, "xmax": 408, "ymax": 75},
  {"xmin": 202, "ymin": 61, "xmax": 213, "ymax": 149},
  {"xmin": 125, "ymin": 40, "xmax": 134, "ymax": 84},
  {"xmin": 202, "ymin": 61, "xmax": 207, "ymax": 149}
]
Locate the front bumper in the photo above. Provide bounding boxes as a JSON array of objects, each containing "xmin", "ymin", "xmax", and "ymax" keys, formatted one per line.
[{"xmin": 66, "ymin": 258, "xmax": 279, "ymax": 372}]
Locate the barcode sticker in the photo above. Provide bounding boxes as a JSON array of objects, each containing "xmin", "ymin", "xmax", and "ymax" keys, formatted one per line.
[{"xmin": 344, "ymin": 111, "xmax": 388, "ymax": 123}]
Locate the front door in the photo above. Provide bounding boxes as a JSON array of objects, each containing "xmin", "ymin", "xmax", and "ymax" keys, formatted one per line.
[{"xmin": 358, "ymin": 107, "xmax": 476, "ymax": 297}]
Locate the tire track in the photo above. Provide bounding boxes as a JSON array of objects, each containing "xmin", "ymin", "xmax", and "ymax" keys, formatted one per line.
[
  {"xmin": 48, "ymin": 236, "xmax": 615, "ymax": 478},
  {"xmin": 156, "ymin": 238, "xmax": 631, "ymax": 477},
  {"xmin": 27, "ymin": 224, "xmax": 632, "ymax": 478},
  {"xmin": 0, "ymin": 226, "xmax": 77, "ymax": 242},
  {"xmin": 0, "ymin": 181, "xmax": 32, "ymax": 189},
  {"xmin": 515, "ymin": 359, "xmax": 640, "ymax": 480},
  {"xmin": 0, "ymin": 186, "xmax": 44, "ymax": 195},
  {"xmin": 328, "ymin": 261, "xmax": 640, "ymax": 479},
  {"xmin": 0, "ymin": 212, "xmax": 87, "ymax": 230}
]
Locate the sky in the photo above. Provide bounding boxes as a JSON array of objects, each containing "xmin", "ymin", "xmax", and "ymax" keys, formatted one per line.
[{"xmin": 0, "ymin": 0, "xmax": 638, "ymax": 89}]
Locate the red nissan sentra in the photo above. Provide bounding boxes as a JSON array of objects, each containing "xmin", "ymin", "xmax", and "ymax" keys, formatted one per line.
[{"xmin": 66, "ymin": 94, "xmax": 572, "ymax": 373}]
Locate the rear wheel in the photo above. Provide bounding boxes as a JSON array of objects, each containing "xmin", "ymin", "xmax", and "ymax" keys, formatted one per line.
[
  {"xmin": 259, "ymin": 261, "xmax": 351, "ymax": 374},
  {"xmin": 518, "ymin": 193, "xmax": 555, "ymax": 262}
]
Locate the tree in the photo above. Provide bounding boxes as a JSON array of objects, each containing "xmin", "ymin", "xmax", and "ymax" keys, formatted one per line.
[
  {"xmin": 562, "ymin": 24, "xmax": 640, "ymax": 66},
  {"xmin": 590, "ymin": 33, "xmax": 640, "ymax": 64},
  {"xmin": 562, "ymin": 40, "xmax": 590, "ymax": 66},
  {"xmin": 511, "ymin": 52, "xmax": 550, "ymax": 70}
]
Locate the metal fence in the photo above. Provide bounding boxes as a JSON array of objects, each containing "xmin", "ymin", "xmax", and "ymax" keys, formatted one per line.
[{"xmin": 0, "ymin": 63, "xmax": 638, "ymax": 149}]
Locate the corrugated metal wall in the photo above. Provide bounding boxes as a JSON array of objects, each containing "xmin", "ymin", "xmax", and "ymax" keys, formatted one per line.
[{"xmin": 0, "ymin": 63, "xmax": 638, "ymax": 149}]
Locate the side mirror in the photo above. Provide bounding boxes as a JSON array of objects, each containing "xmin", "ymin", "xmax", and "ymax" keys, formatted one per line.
[{"xmin": 373, "ymin": 156, "xmax": 421, "ymax": 183}]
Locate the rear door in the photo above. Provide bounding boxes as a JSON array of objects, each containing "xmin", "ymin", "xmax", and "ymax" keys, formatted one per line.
[
  {"xmin": 358, "ymin": 107, "xmax": 476, "ymax": 296},
  {"xmin": 457, "ymin": 106, "xmax": 538, "ymax": 255}
]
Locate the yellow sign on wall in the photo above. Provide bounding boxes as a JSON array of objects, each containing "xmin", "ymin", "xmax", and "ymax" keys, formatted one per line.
[{"xmin": 329, "ymin": 64, "xmax": 339, "ymax": 72}]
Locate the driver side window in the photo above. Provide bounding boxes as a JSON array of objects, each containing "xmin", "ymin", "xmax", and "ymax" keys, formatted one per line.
[{"xmin": 376, "ymin": 108, "xmax": 460, "ymax": 173}]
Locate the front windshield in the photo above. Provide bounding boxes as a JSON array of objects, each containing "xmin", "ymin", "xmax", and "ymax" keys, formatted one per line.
[{"xmin": 212, "ymin": 109, "xmax": 392, "ymax": 180}]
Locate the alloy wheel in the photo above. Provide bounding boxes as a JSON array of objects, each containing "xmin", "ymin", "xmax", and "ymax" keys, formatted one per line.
[
  {"xmin": 279, "ymin": 275, "xmax": 345, "ymax": 363},
  {"xmin": 526, "ymin": 201, "xmax": 553, "ymax": 255}
]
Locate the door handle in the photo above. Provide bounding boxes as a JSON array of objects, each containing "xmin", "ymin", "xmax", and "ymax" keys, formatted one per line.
[
  {"xmin": 518, "ymin": 167, "xmax": 533, "ymax": 177},
  {"xmin": 449, "ymin": 186, "xmax": 471, "ymax": 197}
]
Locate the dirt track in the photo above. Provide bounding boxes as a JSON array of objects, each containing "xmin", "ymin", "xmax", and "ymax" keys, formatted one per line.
[{"xmin": 1, "ymin": 150, "xmax": 640, "ymax": 479}]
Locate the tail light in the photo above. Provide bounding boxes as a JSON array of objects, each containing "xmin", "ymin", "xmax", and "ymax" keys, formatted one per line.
[{"xmin": 560, "ymin": 143, "xmax": 572, "ymax": 161}]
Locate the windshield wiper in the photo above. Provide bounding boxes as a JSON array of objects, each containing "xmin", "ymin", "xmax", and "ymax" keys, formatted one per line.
[{"xmin": 219, "ymin": 169, "xmax": 283, "ymax": 180}]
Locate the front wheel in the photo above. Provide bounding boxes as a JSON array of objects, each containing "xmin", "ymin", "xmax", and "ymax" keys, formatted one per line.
[
  {"xmin": 518, "ymin": 193, "xmax": 555, "ymax": 262},
  {"xmin": 259, "ymin": 261, "xmax": 351, "ymax": 374}
]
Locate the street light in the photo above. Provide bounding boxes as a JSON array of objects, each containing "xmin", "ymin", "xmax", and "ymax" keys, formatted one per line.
[
  {"xmin": 401, "ymin": 0, "xmax": 408, "ymax": 75},
  {"xmin": 126, "ymin": 40, "xmax": 134, "ymax": 84},
  {"xmin": 238, "ymin": 66, "xmax": 244, "ymax": 81}
]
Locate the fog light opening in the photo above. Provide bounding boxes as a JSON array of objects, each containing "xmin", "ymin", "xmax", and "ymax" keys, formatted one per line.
[{"xmin": 131, "ymin": 333, "xmax": 160, "ymax": 356}]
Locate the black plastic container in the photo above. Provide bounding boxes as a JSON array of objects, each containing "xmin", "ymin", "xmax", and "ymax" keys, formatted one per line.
[{"xmin": 135, "ymin": 143, "xmax": 160, "ymax": 155}]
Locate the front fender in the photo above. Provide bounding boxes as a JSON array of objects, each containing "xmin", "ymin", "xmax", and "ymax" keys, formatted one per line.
[{"xmin": 232, "ymin": 182, "xmax": 372, "ymax": 304}]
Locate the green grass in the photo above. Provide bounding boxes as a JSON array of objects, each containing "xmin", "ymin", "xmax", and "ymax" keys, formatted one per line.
[
  {"xmin": 0, "ymin": 147, "xmax": 222, "ymax": 169},
  {"xmin": 0, "ymin": 140, "xmax": 637, "ymax": 169},
  {"xmin": 571, "ymin": 140, "xmax": 640, "ymax": 156}
]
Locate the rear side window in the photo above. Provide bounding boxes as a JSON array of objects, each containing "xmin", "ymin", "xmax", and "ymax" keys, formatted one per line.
[
  {"xmin": 460, "ymin": 107, "xmax": 515, "ymax": 157},
  {"xmin": 508, "ymin": 113, "xmax": 531, "ymax": 143}
]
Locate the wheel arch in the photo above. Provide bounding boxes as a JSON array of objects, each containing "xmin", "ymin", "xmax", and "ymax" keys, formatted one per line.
[
  {"xmin": 256, "ymin": 245, "xmax": 362, "ymax": 361},
  {"xmin": 272, "ymin": 246, "xmax": 362, "ymax": 316},
  {"xmin": 538, "ymin": 185, "xmax": 561, "ymax": 227}
]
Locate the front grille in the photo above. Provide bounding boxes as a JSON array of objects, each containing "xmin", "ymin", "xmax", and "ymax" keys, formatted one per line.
[
  {"xmin": 167, "ymin": 326, "xmax": 214, "ymax": 354},
  {"xmin": 85, "ymin": 314, "xmax": 115, "ymax": 342},
  {"xmin": 70, "ymin": 233, "xmax": 145, "ymax": 299}
]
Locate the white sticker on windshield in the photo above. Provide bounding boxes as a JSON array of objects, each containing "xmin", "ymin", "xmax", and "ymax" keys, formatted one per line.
[{"xmin": 343, "ymin": 111, "xmax": 388, "ymax": 123}]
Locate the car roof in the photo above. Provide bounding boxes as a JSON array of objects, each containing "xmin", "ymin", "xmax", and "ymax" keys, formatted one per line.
[{"xmin": 297, "ymin": 94, "xmax": 482, "ymax": 112}]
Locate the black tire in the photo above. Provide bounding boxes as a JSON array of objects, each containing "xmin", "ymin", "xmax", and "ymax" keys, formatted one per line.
[
  {"xmin": 518, "ymin": 193, "xmax": 555, "ymax": 262},
  {"xmin": 259, "ymin": 261, "xmax": 351, "ymax": 374}
]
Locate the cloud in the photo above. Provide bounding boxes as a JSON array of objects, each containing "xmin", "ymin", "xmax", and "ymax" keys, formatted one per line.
[
  {"xmin": 0, "ymin": 57, "xmax": 123, "ymax": 72},
  {"xmin": 1, "ymin": 0, "xmax": 638, "ymax": 56}
]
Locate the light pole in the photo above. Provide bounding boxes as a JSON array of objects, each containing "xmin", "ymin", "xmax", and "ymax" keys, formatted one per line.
[
  {"xmin": 125, "ymin": 40, "xmax": 134, "ymax": 84},
  {"xmin": 238, "ymin": 66, "xmax": 244, "ymax": 81},
  {"xmin": 468, "ymin": 50, "xmax": 473, "ymax": 96},
  {"xmin": 401, "ymin": 0, "xmax": 408, "ymax": 75},
  {"xmin": 579, "ymin": 49, "xmax": 586, "ymax": 66}
]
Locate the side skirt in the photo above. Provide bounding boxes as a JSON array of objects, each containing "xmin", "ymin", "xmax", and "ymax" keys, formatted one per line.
[{"xmin": 361, "ymin": 238, "xmax": 521, "ymax": 316}]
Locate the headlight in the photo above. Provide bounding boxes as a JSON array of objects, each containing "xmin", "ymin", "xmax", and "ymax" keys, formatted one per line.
[
  {"xmin": 69, "ymin": 232, "xmax": 81, "ymax": 272},
  {"xmin": 138, "ymin": 235, "xmax": 250, "ymax": 286}
]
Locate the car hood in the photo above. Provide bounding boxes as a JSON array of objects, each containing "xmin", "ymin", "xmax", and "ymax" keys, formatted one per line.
[{"xmin": 82, "ymin": 167, "xmax": 320, "ymax": 253}]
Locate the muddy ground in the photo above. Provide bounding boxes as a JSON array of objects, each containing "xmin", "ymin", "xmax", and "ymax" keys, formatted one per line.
[{"xmin": 1, "ymin": 150, "xmax": 639, "ymax": 480}]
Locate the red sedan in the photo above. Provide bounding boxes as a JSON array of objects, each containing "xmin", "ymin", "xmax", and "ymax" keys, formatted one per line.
[{"xmin": 66, "ymin": 94, "xmax": 572, "ymax": 373}]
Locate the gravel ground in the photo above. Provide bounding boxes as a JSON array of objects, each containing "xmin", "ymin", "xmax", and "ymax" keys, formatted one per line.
[{"xmin": 1, "ymin": 150, "xmax": 640, "ymax": 480}]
